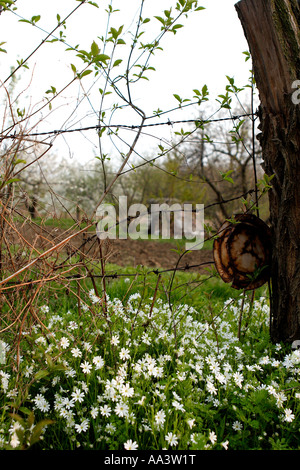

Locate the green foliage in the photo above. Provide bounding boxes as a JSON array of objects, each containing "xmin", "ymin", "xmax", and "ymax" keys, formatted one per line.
[
  {"xmin": 0, "ymin": 0, "xmax": 15, "ymax": 11},
  {"xmin": 219, "ymin": 169, "xmax": 234, "ymax": 184},
  {"xmin": 19, "ymin": 15, "xmax": 41, "ymax": 26},
  {"xmin": 16, "ymin": 58, "xmax": 29, "ymax": 69},
  {"xmin": 0, "ymin": 41, "xmax": 7, "ymax": 54},
  {"xmin": 5, "ymin": 411, "xmax": 54, "ymax": 450},
  {"xmin": 0, "ymin": 282, "xmax": 299, "ymax": 450},
  {"xmin": 257, "ymin": 173, "xmax": 275, "ymax": 193}
]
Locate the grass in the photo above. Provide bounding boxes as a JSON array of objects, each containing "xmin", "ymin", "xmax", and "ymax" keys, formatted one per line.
[
  {"xmin": 31, "ymin": 216, "xmax": 95, "ymax": 231},
  {"xmin": 0, "ymin": 261, "xmax": 299, "ymax": 451}
]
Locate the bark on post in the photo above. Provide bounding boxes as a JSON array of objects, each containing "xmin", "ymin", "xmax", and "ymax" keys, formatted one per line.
[{"xmin": 235, "ymin": 0, "xmax": 300, "ymax": 344}]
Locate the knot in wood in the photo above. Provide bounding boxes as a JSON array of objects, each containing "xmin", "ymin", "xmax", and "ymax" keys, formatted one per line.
[{"xmin": 213, "ymin": 213, "xmax": 271, "ymax": 290}]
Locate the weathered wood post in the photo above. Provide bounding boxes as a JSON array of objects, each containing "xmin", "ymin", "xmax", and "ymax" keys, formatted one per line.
[{"xmin": 235, "ymin": 0, "xmax": 300, "ymax": 344}]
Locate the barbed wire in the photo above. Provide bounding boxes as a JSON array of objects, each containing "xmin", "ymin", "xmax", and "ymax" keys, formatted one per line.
[
  {"xmin": 0, "ymin": 112, "xmax": 256, "ymax": 141},
  {"xmin": 0, "ymin": 261, "xmax": 214, "ymax": 291}
]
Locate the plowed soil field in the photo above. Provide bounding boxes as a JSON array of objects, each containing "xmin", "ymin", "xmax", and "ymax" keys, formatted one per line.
[{"xmin": 16, "ymin": 223, "xmax": 214, "ymax": 274}]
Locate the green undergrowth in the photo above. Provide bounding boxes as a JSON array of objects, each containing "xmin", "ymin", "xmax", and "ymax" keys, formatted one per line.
[{"xmin": 0, "ymin": 263, "xmax": 299, "ymax": 451}]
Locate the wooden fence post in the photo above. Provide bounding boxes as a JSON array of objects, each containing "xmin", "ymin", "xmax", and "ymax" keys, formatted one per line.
[{"xmin": 235, "ymin": 0, "xmax": 300, "ymax": 344}]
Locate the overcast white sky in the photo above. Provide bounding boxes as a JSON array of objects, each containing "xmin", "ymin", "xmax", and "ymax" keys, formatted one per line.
[{"xmin": 0, "ymin": 0, "xmax": 251, "ymax": 165}]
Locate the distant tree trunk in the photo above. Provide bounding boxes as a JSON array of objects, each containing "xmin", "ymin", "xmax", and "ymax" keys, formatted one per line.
[{"xmin": 235, "ymin": 0, "xmax": 300, "ymax": 344}]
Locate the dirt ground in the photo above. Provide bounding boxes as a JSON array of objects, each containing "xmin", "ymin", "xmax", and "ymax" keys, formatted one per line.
[
  {"xmin": 16, "ymin": 223, "xmax": 214, "ymax": 274},
  {"xmin": 102, "ymin": 238, "xmax": 214, "ymax": 273}
]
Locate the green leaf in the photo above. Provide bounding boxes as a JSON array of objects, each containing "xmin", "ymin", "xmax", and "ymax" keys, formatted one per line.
[
  {"xmin": 34, "ymin": 370, "xmax": 49, "ymax": 381},
  {"xmin": 16, "ymin": 58, "xmax": 29, "ymax": 69},
  {"xmin": 32, "ymin": 15, "xmax": 41, "ymax": 23},
  {"xmin": 91, "ymin": 40, "xmax": 100, "ymax": 57},
  {"xmin": 153, "ymin": 108, "xmax": 163, "ymax": 116},
  {"xmin": 202, "ymin": 84, "xmax": 209, "ymax": 96},
  {"xmin": 243, "ymin": 50, "xmax": 251, "ymax": 62},
  {"xmin": 172, "ymin": 24, "xmax": 184, "ymax": 33},
  {"xmin": 110, "ymin": 25, "xmax": 123, "ymax": 40},
  {"xmin": 8, "ymin": 412, "xmax": 24, "ymax": 425},
  {"xmin": 52, "ymin": 363, "xmax": 67, "ymax": 372},
  {"xmin": 4, "ymin": 178, "xmax": 20, "ymax": 186},
  {"xmin": 0, "ymin": 0, "xmax": 14, "ymax": 7},
  {"xmin": 14, "ymin": 159, "xmax": 27, "ymax": 165},
  {"xmin": 94, "ymin": 53, "xmax": 110, "ymax": 63},
  {"xmin": 45, "ymin": 354, "xmax": 54, "ymax": 368},
  {"xmin": 19, "ymin": 19, "xmax": 32, "ymax": 24},
  {"xmin": 0, "ymin": 41, "xmax": 7, "ymax": 54},
  {"xmin": 79, "ymin": 69, "xmax": 92, "ymax": 78},
  {"xmin": 45, "ymin": 85, "xmax": 57, "ymax": 95},
  {"xmin": 154, "ymin": 16, "xmax": 165, "ymax": 26},
  {"xmin": 220, "ymin": 170, "xmax": 234, "ymax": 184},
  {"xmin": 30, "ymin": 419, "xmax": 55, "ymax": 446},
  {"xmin": 19, "ymin": 407, "xmax": 33, "ymax": 416},
  {"xmin": 113, "ymin": 59, "xmax": 122, "ymax": 67}
]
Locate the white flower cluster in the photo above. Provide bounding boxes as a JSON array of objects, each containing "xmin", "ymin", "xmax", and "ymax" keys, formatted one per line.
[{"xmin": 0, "ymin": 293, "xmax": 298, "ymax": 450}]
